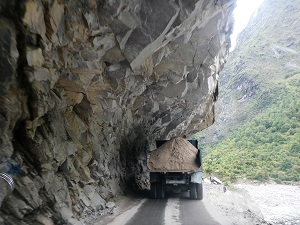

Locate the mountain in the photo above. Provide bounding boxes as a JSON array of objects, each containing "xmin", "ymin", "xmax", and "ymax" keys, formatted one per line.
[
  {"xmin": 203, "ymin": 78, "xmax": 300, "ymax": 183},
  {"xmin": 193, "ymin": 0, "xmax": 300, "ymax": 183}
]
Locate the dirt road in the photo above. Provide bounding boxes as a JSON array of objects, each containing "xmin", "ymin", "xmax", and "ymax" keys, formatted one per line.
[
  {"xmin": 94, "ymin": 192, "xmax": 226, "ymax": 225},
  {"xmin": 85, "ymin": 181, "xmax": 300, "ymax": 225}
]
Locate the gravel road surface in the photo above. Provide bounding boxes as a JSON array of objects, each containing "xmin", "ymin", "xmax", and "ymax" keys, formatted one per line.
[{"xmin": 85, "ymin": 181, "xmax": 300, "ymax": 225}]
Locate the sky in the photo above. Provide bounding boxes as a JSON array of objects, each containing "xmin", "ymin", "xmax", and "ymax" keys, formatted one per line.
[{"xmin": 230, "ymin": 0, "xmax": 264, "ymax": 51}]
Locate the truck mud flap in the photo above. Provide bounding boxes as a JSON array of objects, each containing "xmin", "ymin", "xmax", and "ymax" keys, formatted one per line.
[
  {"xmin": 190, "ymin": 182, "xmax": 203, "ymax": 200},
  {"xmin": 150, "ymin": 183, "xmax": 157, "ymax": 199},
  {"xmin": 196, "ymin": 183, "xmax": 203, "ymax": 200},
  {"xmin": 190, "ymin": 183, "xmax": 197, "ymax": 199},
  {"xmin": 157, "ymin": 183, "xmax": 165, "ymax": 199},
  {"xmin": 150, "ymin": 183, "xmax": 165, "ymax": 199}
]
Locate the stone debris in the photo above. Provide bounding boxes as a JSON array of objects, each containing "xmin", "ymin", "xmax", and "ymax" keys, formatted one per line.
[
  {"xmin": 148, "ymin": 137, "xmax": 201, "ymax": 172},
  {"xmin": 210, "ymin": 177, "xmax": 223, "ymax": 185}
]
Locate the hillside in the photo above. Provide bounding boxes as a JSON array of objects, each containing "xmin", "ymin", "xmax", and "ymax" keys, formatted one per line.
[
  {"xmin": 199, "ymin": 0, "xmax": 300, "ymax": 142},
  {"xmin": 204, "ymin": 75, "xmax": 300, "ymax": 183},
  {"xmin": 193, "ymin": 0, "xmax": 300, "ymax": 183}
]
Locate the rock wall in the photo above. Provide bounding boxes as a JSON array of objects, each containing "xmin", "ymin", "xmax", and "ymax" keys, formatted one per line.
[{"xmin": 0, "ymin": 0, "xmax": 235, "ymax": 224}]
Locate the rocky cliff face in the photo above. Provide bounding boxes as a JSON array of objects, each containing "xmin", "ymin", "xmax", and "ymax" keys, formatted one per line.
[{"xmin": 0, "ymin": 0, "xmax": 235, "ymax": 224}]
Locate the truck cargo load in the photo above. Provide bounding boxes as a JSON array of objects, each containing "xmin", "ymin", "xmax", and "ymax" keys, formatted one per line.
[{"xmin": 148, "ymin": 137, "xmax": 201, "ymax": 172}]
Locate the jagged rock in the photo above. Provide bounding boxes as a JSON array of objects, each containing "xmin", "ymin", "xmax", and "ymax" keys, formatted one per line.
[
  {"xmin": 0, "ymin": 17, "xmax": 21, "ymax": 159},
  {"xmin": 210, "ymin": 177, "xmax": 223, "ymax": 185},
  {"xmin": 0, "ymin": 0, "xmax": 235, "ymax": 223},
  {"xmin": 83, "ymin": 185, "xmax": 106, "ymax": 210},
  {"xmin": 4, "ymin": 195, "xmax": 33, "ymax": 219},
  {"xmin": 60, "ymin": 206, "xmax": 73, "ymax": 221},
  {"xmin": 67, "ymin": 218, "xmax": 84, "ymax": 225},
  {"xmin": 135, "ymin": 172, "xmax": 150, "ymax": 190},
  {"xmin": 14, "ymin": 176, "xmax": 43, "ymax": 209},
  {"xmin": 90, "ymin": 192, "xmax": 106, "ymax": 211},
  {"xmin": 23, "ymin": 0, "xmax": 46, "ymax": 36},
  {"xmin": 26, "ymin": 47, "xmax": 44, "ymax": 67},
  {"xmin": 106, "ymin": 201, "xmax": 115, "ymax": 209},
  {"xmin": 36, "ymin": 213, "xmax": 55, "ymax": 225}
]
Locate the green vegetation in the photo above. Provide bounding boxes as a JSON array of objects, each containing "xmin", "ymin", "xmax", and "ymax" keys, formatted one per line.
[
  {"xmin": 285, "ymin": 71, "xmax": 300, "ymax": 79},
  {"xmin": 202, "ymin": 77, "xmax": 300, "ymax": 184}
]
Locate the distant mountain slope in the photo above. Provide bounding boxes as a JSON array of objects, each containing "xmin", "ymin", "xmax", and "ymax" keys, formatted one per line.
[
  {"xmin": 191, "ymin": 0, "xmax": 300, "ymax": 183},
  {"xmin": 198, "ymin": 0, "xmax": 300, "ymax": 143},
  {"xmin": 203, "ymin": 75, "xmax": 300, "ymax": 183}
]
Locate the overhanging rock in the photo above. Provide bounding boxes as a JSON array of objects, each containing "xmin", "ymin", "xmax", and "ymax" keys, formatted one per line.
[{"xmin": 102, "ymin": 0, "xmax": 235, "ymax": 139}]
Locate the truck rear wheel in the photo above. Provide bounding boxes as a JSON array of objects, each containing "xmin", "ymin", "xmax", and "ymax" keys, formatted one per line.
[
  {"xmin": 157, "ymin": 183, "xmax": 165, "ymax": 199},
  {"xmin": 190, "ymin": 183, "xmax": 197, "ymax": 199},
  {"xmin": 196, "ymin": 183, "xmax": 203, "ymax": 200},
  {"xmin": 150, "ymin": 183, "xmax": 157, "ymax": 199}
]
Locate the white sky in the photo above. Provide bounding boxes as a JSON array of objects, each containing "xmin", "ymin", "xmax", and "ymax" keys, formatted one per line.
[{"xmin": 230, "ymin": 0, "xmax": 264, "ymax": 51}]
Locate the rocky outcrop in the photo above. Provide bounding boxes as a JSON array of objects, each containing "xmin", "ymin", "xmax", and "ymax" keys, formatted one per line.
[{"xmin": 0, "ymin": 0, "xmax": 235, "ymax": 224}]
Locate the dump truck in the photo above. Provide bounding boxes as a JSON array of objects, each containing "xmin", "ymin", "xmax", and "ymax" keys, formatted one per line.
[{"xmin": 147, "ymin": 137, "xmax": 203, "ymax": 200}]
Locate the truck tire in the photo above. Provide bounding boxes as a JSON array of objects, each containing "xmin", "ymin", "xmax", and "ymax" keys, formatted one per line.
[
  {"xmin": 196, "ymin": 183, "xmax": 203, "ymax": 200},
  {"xmin": 190, "ymin": 183, "xmax": 197, "ymax": 199},
  {"xmin": 150, "ymin": 183, "xmax": 157, "ymax": 199},
  {"xmin": 157, "ymin": 183, "xmax": 165, "ymax": 199}
]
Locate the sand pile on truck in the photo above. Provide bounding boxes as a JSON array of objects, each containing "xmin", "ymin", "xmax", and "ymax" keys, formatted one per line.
[{"xmin": 148, "ymin": 137, "xmax": 201, "ymax": 172}]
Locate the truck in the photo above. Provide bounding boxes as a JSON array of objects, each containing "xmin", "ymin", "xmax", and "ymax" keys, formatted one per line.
[{"xmin": 147, "ymin": 137, "xmax": 203, "ymax": 200}]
